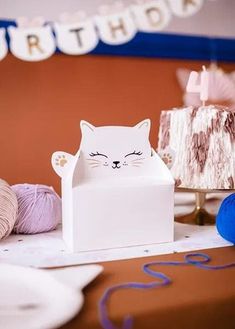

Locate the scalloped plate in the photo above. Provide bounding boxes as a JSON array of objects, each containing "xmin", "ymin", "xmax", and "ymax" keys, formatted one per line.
[{"xmin": 0, "ymin": 264, "xmax": 83, "ymax": 329}]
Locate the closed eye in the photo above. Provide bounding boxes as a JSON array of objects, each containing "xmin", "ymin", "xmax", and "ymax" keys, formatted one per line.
[
  {"xmin": 125, "ymin": 151, "xmax": 143, "ymax": 158},
  {"xmin": 89, "ymin": 152, "xmax": 108, "ymax": 158}
]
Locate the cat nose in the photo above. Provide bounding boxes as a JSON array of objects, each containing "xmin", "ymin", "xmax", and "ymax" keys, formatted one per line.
[{"xmin": 113, "ymin": 161, "xmax": 120, "ymax": 165}]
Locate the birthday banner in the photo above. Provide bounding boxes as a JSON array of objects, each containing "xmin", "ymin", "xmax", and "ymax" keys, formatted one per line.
[{"xmin": 0, "ymin": 0, "xmax": 205, "ymax": 62}]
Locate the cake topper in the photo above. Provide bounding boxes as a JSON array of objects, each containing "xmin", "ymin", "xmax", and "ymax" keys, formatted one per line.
[
  {"xmin": 177, "ymin": 65, "xmax": 235, "ymax": 110},
  {"xmin": 186, "ymin": 65, "xmax": 209, "ymax": 106}
]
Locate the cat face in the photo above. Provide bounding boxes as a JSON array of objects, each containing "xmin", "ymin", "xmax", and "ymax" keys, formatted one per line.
[{"xmin": 80, "ymin": 119, "xmax": 151, "ymax": 172}]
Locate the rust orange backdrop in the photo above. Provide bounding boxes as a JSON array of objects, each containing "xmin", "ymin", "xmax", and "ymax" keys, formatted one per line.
[{"xmin": 0, "ymin": 54, "xmax": 234, "ymax": 192}]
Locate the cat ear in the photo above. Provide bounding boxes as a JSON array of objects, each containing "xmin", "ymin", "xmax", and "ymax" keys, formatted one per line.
[
  {"xmin": 134, "ymin": 119, "xmax": 151, "ymax": 133},
  {"xmin": 80, "ymin": 120, "xmax": 95, "ymax": 135}
]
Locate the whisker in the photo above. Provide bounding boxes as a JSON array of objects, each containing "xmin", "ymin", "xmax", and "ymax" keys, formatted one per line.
[
  {"xmin": 132, "ymin": 165, "xmax": 140, "ymax": 167},
  {"xmin": 133, "ymin": 157, "xmax": 145, "ymax": 160},
  {"xmin": 90, "ymin": 165, "xmax": 100, "ymax": 168},
  {"xmin": 131, "ymin": 161, "xmax": 143, "ymax": 164},
  {"xmin": 131, "ymin": 158, "xmax": 145, "ymax": 162},
  {"xmin": 86, "ymin": 159, "xmax": 101, "ymax": 162}
]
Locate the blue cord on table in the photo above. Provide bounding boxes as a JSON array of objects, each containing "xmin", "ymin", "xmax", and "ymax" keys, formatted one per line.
[{"xmin": 98, "ymin": 253, "xmax": 235, "ymax": 329}]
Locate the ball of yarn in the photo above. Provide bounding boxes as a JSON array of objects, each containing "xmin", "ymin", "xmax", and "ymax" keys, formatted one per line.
[
  {"xmin": 216, "ymin": 193, "xmax": 235, "ymax": 244},
  {"xmin": 0, "ymin": 179, "xmax": 18, "ymax": 240},
  {"xmin": 11, "ymin": 184, "xmax": 61, "ymax": 234}
]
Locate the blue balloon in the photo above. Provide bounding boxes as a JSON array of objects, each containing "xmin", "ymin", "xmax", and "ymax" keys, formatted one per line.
[{"xmin": 216, "ymin": 193, "xmax": 235, "ymax": 244}]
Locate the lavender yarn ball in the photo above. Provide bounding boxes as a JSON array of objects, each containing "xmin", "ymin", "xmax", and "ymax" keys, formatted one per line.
[
  {"xmin": 11, "ymin": 184, "xmax": 61, "ymax": 234},
  {"xmin": 0, "ymin": 179, "xmax": 18, "ymax": 240}
]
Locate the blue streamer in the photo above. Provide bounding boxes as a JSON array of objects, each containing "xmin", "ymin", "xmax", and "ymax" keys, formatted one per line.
[{"xmin": 98, "ymin": 252, "xmax": 235, "ymax": 329}]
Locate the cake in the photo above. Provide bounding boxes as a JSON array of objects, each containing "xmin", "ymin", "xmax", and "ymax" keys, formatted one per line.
[{"xmin": 158, "ymin": 105, "xmax": 235, "ymax": 189}]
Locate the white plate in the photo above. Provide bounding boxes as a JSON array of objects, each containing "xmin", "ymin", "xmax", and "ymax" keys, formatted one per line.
[{"xmin": 0, "ymin": 264, "xmax": 83, "ymax": 329}]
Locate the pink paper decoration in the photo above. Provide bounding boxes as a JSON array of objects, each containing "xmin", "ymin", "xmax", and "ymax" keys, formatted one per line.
[{"xmin": 177, "ymin": 65, "xmax": 235, "ymax": 110}]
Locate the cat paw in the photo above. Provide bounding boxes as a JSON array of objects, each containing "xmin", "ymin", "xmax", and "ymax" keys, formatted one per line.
[
  {"xmin": 162, "ymin": 153, "xmax": 173, "ymax": 166},
  {"xmin": 158, "ymin": 147, "xmax": 175, "ymax": 169},
  {"xmin": 51, "ymin": 151, "xmax": 74, "ymax": 177},
  {"xmin": 55, "ymin": 154, "xmax": 67, "ymax": 167}
]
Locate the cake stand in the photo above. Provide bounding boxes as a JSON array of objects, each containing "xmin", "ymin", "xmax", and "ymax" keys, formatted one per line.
[{"xmin": 175, "ymin": 187, "xmax": 234, "ymax": 226}]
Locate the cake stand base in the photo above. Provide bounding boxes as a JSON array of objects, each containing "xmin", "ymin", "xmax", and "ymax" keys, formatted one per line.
[{"xmin": 175, "ymin": 188, "xmax": 232, "ymax": 226}]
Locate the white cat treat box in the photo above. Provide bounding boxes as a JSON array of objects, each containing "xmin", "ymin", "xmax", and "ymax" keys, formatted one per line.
[{"xmin": 51, "ymin": 119, "xmax": 174, "ymax": 253}]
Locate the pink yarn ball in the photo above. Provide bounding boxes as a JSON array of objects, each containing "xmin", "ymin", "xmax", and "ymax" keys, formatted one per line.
[{"xmin": 11, "ymin": 184, "xmax": 61, "ymax": 234}]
